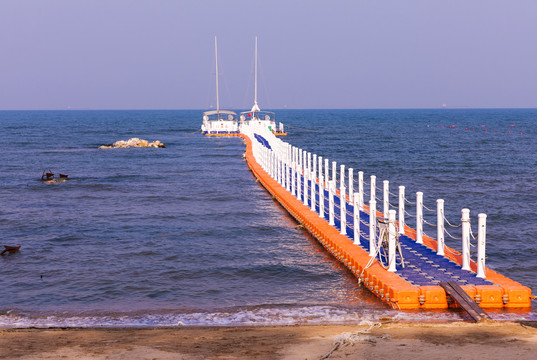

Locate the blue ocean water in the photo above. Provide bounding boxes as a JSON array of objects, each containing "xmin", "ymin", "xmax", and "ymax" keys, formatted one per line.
[{"xmin": 0, "ymin": 109, "xmax": 535, "ymax": 327}]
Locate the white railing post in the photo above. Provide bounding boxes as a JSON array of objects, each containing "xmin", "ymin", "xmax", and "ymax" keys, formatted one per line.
[
  {"xmin": 318, "ymin": 156, "xmax": 323, "ymax": 189},
  {"xmin": 324, "ymin": 158, "xmax": 329, "ymax": 190},
  {"xmin": 476, "ymin": 213, "xmax": 487, "ymax": 278},
  {"xmin": 291, "ymin": 161, "xmax": 296, "ymax": 196},
  {"xmin": 296, "ymin": 152, "xmax": 301, "ymax": 201},
  {"xmin": 285, "ymin": 161, "xmax": 289, "ymax": 190},
  {"xmin": 348, "ymin": 168, "xmax": 354, "ymax": 204},
  {"xmin": 370, "ymin": 175, "xmax": 376, "ymax": 205},
  {"xmin": 416, "ymin": 192, "xmax": 423, "ymax": 244},
  {"xmin": 340, "ymin": 185, "xmax": 347, "ymax": 235},
  {"xmin": 319, "ymin": 175, "xmax": 324, "ymax": 218},
  {"xmin": 358, "ymin": 171, "xmax": 364, "ymax": 211},
  {"xmin": 271, "ymin": 151, "xmax": 275, "ymax": 179},
  {"xmin": 340, "ymin": 164, "xmax": 345, "ymax": 197},
  {"xmin": 398, "ymin": 186, "xmax": 405, "ymax": 235},
  {"xmin": 267, "ymin": 149, "xmax": 271, "ymax": 176},
  {"xmin": 310, "ymin": 170, "xmax": 316, "ymax": 211},
  {"xmin": 276, "ymin": 152, "xmax": 280, "ymax": 182},
  {"xmin": 281, "ymin": 158, "xmax": 285, "ymax": 186},
  {"xmin": 303, "ymin": 154, "xmax": 309, "ymax": 206},
  {"xmin": 388, "ymin": 209, "xmax": 397, "ymax": 272},
  {"xmin": 312, "ymin": 154, "xmax": 317, "ymax": 183},
  {"xmin": 280, "ymin": 146, "xmax": 284, "ymax": 186},
  {"xmin": 369, "ymin": 199, "xmax": 377, "ymax": 256},
  {"xmin": 461, "ymin": 208, "xmax": 471, "ymax": 271},
  {"xmin": 383, "ymin": 180, "xmax": 389, "ymax": 219},
  {"xmin": 353, "ymin": 192, "xmax": 360, "ymax": 245},
  {"xmin": 308, "ymin": 152, "xmax": 312, "ymax": 179},
  {"xmin": 332, "ymin": 161, "xmax": 337, "ymax": 189},
  {"xmin": 280, "ymin": 156, "xmax": 285, "ymax": 187},
  {"xmin": 299, "ymin": 149, "xmax": 303, "ymax": 179},
  {"xmin": 436, "ymin": 199, "xmax": 445, "ymax": 256},
  {"xmin": 328, "ymin": 180, "xmax": 335, "ymax": 225}
]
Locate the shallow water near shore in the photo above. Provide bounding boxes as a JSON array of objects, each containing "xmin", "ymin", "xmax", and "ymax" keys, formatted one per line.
[{"xmin": 0, "ymin": 109, "xmax": 536, "ymax": 327}]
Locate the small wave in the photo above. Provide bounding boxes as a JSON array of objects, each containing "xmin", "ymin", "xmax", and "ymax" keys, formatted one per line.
[{"xmin": 0, "ymin": 305, "xmax": 480, "ymax": 328}]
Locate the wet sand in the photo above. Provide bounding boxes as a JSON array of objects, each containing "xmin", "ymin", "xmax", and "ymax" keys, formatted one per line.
[{"xmin": 1, "ymin": 321, "xmax": 537, "ymax": 359}]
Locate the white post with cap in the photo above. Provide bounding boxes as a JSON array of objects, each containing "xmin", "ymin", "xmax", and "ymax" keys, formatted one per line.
[
  {"xmin": 324, "ymin": 158, "xmax": 329, "ymax": 190},
  {"xmin": 340, "ymin": 185, "xmax": 346, "ymax": 235},
  {"xmin": 461, "ymin": 208, "xmax": 471, "ymax": 271},
  {"xmin": 388, "ymin": 209, "xmax": 397, "ymax": 272},
  {"xmin": 476, "ymin": 213, "xmax": 487, "ymax": 278},
  {"xmin": 370, "ymin": 175, "xmax": 376, "ymax": 206},
  {"xmin": 332, "ymin": 161, "xmax": 337, "ymax": 189},
  {"xmin": 437, "ymin": 199, "xmax": 445, "ymax": 256},
  {"xmin": 358, "ymin": 171, "xmax": 364, "ymax": 211},
  {"xmin": 369, "ymin": 199, "xmax": 377, "ymax": 256},
  {"xmin": 353, "ymin": 192, "xmax": 360, "ymax": 245},
  {"xmin": 383, "ymin": 180, "xmax": 389, "ymax": 219},
  {"xmin": 348, "ymin": 168, "xmax": 353, "ymax": 204},
  {"xmin": 319, "ymin": 175, "xmax": 325, "ymax": 218},
  {"xmin": 398, "ymin": 186, "xmax": 405, "ymax": 235},
  {"xmin": 329, "ymin": 180, "xmax": 335, "ymax": 226},
  {"xmin": 416, "ymin": 192, "xmax": 424, "ymax": 244}
]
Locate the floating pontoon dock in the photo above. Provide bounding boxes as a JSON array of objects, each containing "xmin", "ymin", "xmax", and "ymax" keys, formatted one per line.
[{"xmin": 211, "ymin": 122, "xmax": 532, "ymax": 310}]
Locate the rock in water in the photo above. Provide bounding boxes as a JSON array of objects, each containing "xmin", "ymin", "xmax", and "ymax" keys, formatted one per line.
[{"xmin": 99, "ymin": 138, "xmax": 165, "ymax": 149}]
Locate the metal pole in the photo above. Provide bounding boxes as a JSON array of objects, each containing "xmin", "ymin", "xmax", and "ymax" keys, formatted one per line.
[
  {"xmin": 416, "ymin": 192, "xmax": 423, "ymax": 244},
  {"xmin": 437, "ymin": 199, "xmax": 445, "ymax": 256},
  {"xmin": 476, "ymin": 213, "xmax": 487, "ymax": 278},
  {"xmin": 388, "ymin": 209, "xmax": 397, "ymax": 272},
  {"xmin": 461, "ymin": 208, "xmax": 471, "ymax": 271}
]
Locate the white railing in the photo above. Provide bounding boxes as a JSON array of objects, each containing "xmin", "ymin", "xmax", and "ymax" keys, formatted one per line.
[{"xmin": 241, "ymin": 122, "xmax": 488, "ymax": 278}]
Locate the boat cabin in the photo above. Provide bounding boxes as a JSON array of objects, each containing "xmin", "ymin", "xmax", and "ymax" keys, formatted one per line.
[{"xmin": 201, "ymin": 110, "xmax": 239, "ymax": 135}]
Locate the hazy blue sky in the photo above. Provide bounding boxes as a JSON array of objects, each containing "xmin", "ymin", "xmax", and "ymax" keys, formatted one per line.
[{"xmin": 1, "ymin": 0, "xmax": 536, "ymax": 110}]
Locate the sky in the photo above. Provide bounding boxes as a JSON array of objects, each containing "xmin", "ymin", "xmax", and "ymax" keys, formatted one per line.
[{"xmin": 0, "ymin": 0, "xmax": 536, "ymax": 110}]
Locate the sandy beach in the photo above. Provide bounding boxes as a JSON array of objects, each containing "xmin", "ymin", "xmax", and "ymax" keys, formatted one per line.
[{"xmin": 1, "ymin": 321, "xmax": 536, "ymax": 359}]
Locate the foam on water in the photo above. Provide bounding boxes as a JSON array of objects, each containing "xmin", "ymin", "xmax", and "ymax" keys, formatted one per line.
[{"xmin": 0, "ymin": 305, "xmax": 478, "ymax": 328}]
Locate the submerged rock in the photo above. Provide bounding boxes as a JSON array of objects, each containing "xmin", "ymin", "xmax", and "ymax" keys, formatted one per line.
[{"xmin": 99, "ymin": 138, "xmax": 166, "ymax": 149}]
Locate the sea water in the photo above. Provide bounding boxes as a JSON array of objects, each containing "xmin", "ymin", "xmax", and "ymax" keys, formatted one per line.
[{"xmin": 0, "ymin": 109, "xmax": 535, "ymax": 327}]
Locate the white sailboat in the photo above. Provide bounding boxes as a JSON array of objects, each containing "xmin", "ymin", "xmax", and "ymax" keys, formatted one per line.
[
  {"xmin": 201, "ymin": 37, "xmax": 239, "ymax": 136},
  {"xmin": 239, "ymin": 37, "xmax": 286, "ymax": 135}
]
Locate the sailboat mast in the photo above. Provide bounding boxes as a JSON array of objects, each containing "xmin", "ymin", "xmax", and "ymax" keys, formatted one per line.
[
  {"xmin": 215, "ymin": 36, "xmax": 220, "ymax": 117},
  {"xmin": 254, "ymin": 36, "xmax": 258, "ymax": 109}
]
